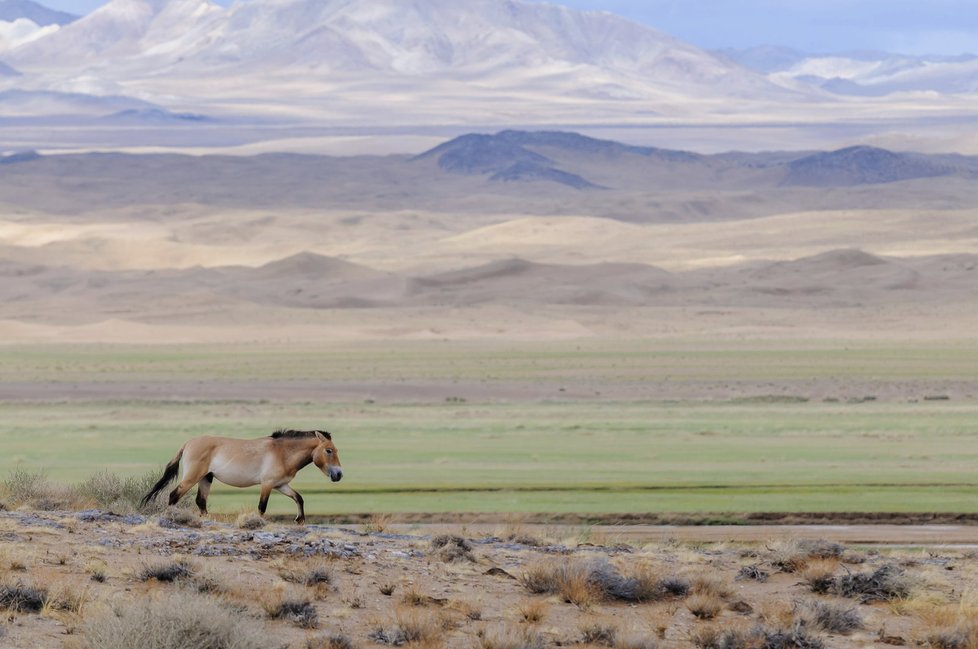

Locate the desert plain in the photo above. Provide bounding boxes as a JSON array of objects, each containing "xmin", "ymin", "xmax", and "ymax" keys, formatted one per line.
[{"xmin": 1, "ymin": 131, "xmax": 978, "ymax": 648}]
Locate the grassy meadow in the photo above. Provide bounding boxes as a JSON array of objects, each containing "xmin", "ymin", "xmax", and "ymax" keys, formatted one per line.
[{"xmin": 1, "ymin": 340, "xmax": 977, "ymax": 517}]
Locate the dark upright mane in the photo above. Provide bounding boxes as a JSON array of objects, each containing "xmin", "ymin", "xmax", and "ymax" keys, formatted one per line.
[{"xmin": 270, "ymin": 429, "xmax": 331, "ymax": 440}]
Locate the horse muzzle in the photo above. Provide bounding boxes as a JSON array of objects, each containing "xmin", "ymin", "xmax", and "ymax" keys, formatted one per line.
[{"xmin": 329, "ymin": 467, "xmax": 343, "ymax": 482}]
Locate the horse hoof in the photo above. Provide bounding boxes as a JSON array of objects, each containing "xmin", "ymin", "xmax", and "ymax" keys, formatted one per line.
[{"xmin": 295, "ymin": 518, "xmax": 305, "ymax": 525}]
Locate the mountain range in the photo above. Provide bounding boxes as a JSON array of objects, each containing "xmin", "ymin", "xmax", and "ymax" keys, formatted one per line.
[
  {"xmin": 0, "ymin": 0, "xmax": 972, "ymax": 154},
  {"xmin": 719, "ymin": 46, "xmax": 978, "ymax": 96}
]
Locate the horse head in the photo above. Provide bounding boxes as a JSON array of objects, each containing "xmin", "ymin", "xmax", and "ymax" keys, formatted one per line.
[{"xmin": 312, "ymin": 430, "xmax": 343, "ymax": 482}]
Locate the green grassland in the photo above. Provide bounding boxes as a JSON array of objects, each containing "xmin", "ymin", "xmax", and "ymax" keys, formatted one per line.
[{"xmin": 1, "ymin": 341, "xmax": 977, "ymax": 516}]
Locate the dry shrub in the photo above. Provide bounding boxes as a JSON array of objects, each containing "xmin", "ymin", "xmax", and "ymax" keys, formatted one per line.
[
  {"xmin": 928, "ymin": 624, "xmax": 978, "ymax": 649},
  {"xmin": 691, "ymin": 623, "xmax": 824, "ymax": 649},
  {"xmin": 137, "ymin": 559, "xmax": 194, "ymax": 584},
  {"xmin": 520, "ymin": 558, "xmax": 686, "ymax": 606},
  {"xmin": 431, "ymin": 535, "xmax": 476, "ymax": 563},
  {"xmin": 380, "ymin": 583, "xmax": 397, "ymax": 596},
  {"xmin": 833, "ymin": 565, "xmax": 913, "ymax": 603},
  {"xmin": 581, "ymin": 622, "xmax": 618, "ymax": 646},
  {"xmin": 615, "ymin": 634, "xmax": 658, "ymax": 649},
  {"xmin": 479, "ymin": 625, "xmax": 547, "ymax": 649},
  {"xmin": 690, "ymin": 574, "xmax": 732, "ymax": 599},
  {"xmin": 401, "ymin": 586, "xmax": 446, "ymax": 608},
  {"xmin": 84, "ymin": 591, "xmax": 274, "ymax": 649},
  {"xmin": 801, "ymin": 561, "xmax": 838, "ymax": 595},
  {"xmin": 760, "ymin": 624, "xmax": 825, "ymax": 649},
  {"xmin": 768, "ymin": 540, "xmax": 844, "ymax": 574},
  {"xmin": 687, "ymin": 594, "xmax": 724, "ymax": 620},
  {"xmin": 2, "ymin": 469, "xmax": 51, "ymax": 506},
  {"xmin": 795, "ymin": 600, "xmax": 862, "ymax": 634},
  {"xmin": 518, "ymin": 599, "xmax": 548, "ymax": 624},
  {"xmin": 45, "ymin": 582, "xmax": 89, "ymax": 615},
  {"xmin": 0, "ymin": 581, "xmax": 47, "ymax": 613},
  {"xmin": 363, "ymin": 513, "xmax": 393, "ymax": 534},
  {"xmin": 370, "ymin": 608, "xmax": 441, "ymax": 646},
  {"xmin": 281, "ymin": 563, "xmax": 332, "ymax": 587},
  {"xmin": 266, "ymin": 597, "xmax": 318, "ymax": 628},
  {"xmin": 736, "ymin": 565, "xmax": 769, "ymax": 583},
  {"xmin": 690, "ymin": 626, "xmax": 754, "ymax": 649},
  {"xmin": 520, "ymin": 560, "xmax": 597, "ymax": 607},
  {"xmin": 304, "ymin": 634, "xmax": 358, "ymax": 649},
  {"xmin": 448, "ymin": 600, "xmax": 482, "ymax": 621},
  {"xmin": 157, "ymin": 507, "xmax": 201, "ymax": 529},
  {"xmin": 237, "ymin": 511, "xmax": 266, "ymax": 530},
  {"xmin": 76, "ymin": 470, "xmax": 166, "ymax": 513},
  {"xmin": 798, "ymin": 540, "xmax": 844, "ymax": 560}
]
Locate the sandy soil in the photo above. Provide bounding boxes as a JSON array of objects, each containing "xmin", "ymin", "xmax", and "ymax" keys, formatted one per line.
[{"xmin": 4, "ymin": 508, "xmax": 977, "ymax": 649}]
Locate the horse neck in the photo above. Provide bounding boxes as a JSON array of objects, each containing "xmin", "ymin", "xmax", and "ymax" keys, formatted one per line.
[{"xmin": 279, "ymin": 437, "xmax": 319, "ymax": 470}]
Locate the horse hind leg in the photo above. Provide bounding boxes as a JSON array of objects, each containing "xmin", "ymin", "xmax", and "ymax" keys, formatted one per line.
[
  {"xmin": 275, "ymin": 484, "xmax": 305, "ymax": 524},
  {"xmin": 195, "ymin": 473, "xmax": 214, "ymax": 515},
  {"xmin": 168, "ymin": 461, "xmax": 211, "ymax": 509}
]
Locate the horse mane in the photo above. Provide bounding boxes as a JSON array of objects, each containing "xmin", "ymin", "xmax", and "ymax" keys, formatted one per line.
[{"xmin": 270, "ymin": 429, "xmax": 331, "ymax": 440}]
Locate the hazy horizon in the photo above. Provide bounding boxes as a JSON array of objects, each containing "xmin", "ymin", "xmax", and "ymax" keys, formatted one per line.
[{"xmin": 36, "ymin": 0, "xmax": 978, "ymax": 57}]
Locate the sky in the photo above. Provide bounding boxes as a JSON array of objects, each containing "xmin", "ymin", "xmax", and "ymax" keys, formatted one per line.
[{"xmin": 38, "ymin": 0, "xmax": 978, "ymax": 56}]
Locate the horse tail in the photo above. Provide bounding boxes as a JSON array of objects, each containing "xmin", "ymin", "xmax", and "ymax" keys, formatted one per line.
[{"xmin": 140, "ymin": 444, "xmax": 185, "ymax": 509}]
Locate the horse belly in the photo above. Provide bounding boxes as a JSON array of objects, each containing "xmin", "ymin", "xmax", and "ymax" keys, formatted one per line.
[{"xmin": 209, "ymin": 451, "xmax": 263, "ymax": 488}]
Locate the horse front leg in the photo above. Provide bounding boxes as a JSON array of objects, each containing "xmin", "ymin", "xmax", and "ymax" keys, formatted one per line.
[
  {"xmin": 275, "ymin": 484, "xmax": 305, "ymax": 524},
  {"xmin": 258, "ymin": 483, "xmax": 273, "ymax": 517}
]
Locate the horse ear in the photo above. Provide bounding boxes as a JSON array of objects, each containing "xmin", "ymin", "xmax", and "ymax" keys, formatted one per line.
[{"xmin": 315, "ymin": 431, "xmax": 327, "ymax": 442}]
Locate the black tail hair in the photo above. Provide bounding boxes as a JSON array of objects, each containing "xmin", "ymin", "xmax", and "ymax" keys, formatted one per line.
[{"xmin": 140, "ymin": 446, "xmax": 183, "ymax": 509}]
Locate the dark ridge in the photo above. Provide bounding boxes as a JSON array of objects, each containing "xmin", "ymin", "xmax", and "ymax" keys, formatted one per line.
[
  {"xmin": 489, "ymin": 160, "xmax": 602, "ymax": 189},
  {"xmin": 415, "ymin": 132, "xmax": 552, "ymax": 173},
  {"xmin": 271, "ymin": 429, "xmax": 331, "ymax": 440},
  {"xmin": 0, "ymin": 150, "xmax": 41, "ymax": 165},
  {"xmin": 494, "ymin": 129, "xmax": 702, "ymax": 162},
  {"xmin": 781, "ymin": 145, "xmax": 952, "ymax": 186},
  {"xmin": 102, "ymin": 108, "xmax": 211, "ymax": 123}
]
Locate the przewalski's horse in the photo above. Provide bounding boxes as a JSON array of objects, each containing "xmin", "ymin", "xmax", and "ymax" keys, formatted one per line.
[{"xmin": 140, "ymin": 429, "xmax": 342, "ymax": 524}]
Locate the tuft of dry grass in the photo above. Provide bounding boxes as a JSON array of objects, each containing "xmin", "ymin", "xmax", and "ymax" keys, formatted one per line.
[
  {"xmin": 401, "ymin": 585, "xmax": 446, "ymax": 608},
  {"xmin": 479, "ymin": 625, "xmax": 547, "ymax": 649},
  {"xmin": 157, "ymin": 507, "xmax": 201, "ymax": 529},
  {"xmin": 686, "ymin": 593, "xmax": 724, "ymax": 620},
  {"xmin": 266, "ymin": 597, "xmax": 318, "ymax": 628},
  {"xmin": 236, "ymin": 511, "xmax": 266, "ymax": 530},
  {"xmin": 2, "ymin": 469, "xmax": 52, "ymax": 506},
  {"xmin": 832, "ymin": 564, "xmax": 913, "ymax": 603},
  {"xmin": 520, "ymin": 558, "xmax": 685, "ymax": 607},
  {"xmin": 615, "ymin": 634, "xmax": 658, "ymax": 649},
  {"xmin": 928, "ymin": 624, "xmax": 978, "ymax": 649},
  {"xmin": 380, "ymin": 583, "xmax": 397, "ymax": 596},
  {"xmin": 0, "ymin": 581, "xmax": 47, "ymax": 613},
  {"xmin": 580, "ymin": 622, "xmax": 618, "ymax": 646},
  {"xmin": 689, "ymin": 574, "xmax": 732, "ymax": 599},
  {"xmin": 448, "ymin": 599, "xmax": 482, "ymax": 621},
  {"xmin": 363, "ymin": 513, "xmax": 393, "ymax": 534},
  {"xmin": 369, "ymin": 608, "xmax": 442, "ymax": 646},
  {"xmin": 84, "ymin": 591, "xmax": 274, "ymax": 649},
  {"xmin": 431, "ymin": 535, "xmax": 476, "ymax": 563},
  {"xmin": 304, "ymin": 634, "xmax": 358, "ymax": 649},
  {"xmin": 801, "ymin": 560, "xmax": 839, "ymax": 595},
  {"xmin": 690, "ymin": 626, "xmax": 754, "ymax": 649},
  {"xmin": 137, "ymin": 559, "xmax": 194, "ymax": 584},
  {"xmin": 517, "ymin": 599, "xmax": 548, "ymax": 624},
  {"xmin": 76, "ymin": 470, "xmax": 166, "ymax": 514},
  {"xmin": 795, "ymin": 599, "xmax": 862, "ymax": 634},
  {"xmin": 692, "ymin": 622, "xmax": 825, "ymax": 649}
]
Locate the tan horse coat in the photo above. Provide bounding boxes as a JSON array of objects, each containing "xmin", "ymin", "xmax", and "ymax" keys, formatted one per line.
[{"xmin": 141, "ymin": 429, "xmax": 342, "ymax": 523}]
